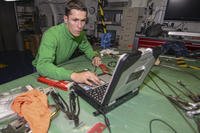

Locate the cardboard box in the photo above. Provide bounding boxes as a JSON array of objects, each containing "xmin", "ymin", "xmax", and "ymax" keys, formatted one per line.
[{"xmin": 118, "ymin": 7, "xmax": 140, "ymax": 51}]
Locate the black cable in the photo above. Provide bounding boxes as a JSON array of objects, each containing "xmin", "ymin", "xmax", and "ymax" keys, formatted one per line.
[
  {"xmin": 50, "ymin": 90, "xmax": 70, "ymax": 112},
  {"xmin": 194, "ymin": 117, "xmax": 200, "ymax": 133},
  {"xmin": 156, "ymin": 78, "xmax": 189, "ymax": 98},
  {"xmin": 97, "ymin": 109, "xmax": 111, "ymax": 133},
  {"xmin": 148, "ymin": 74, "xmax": 168, "ymax": 96},
  {"xmin": 102, "ymin": 113, "xmax": 111, "ymax": 133},
  {"xmin": 143, "ymin": 82, "xmax": 197, "ymax": 133},
  {"xmin": 149, "ymin": 119, "xmax": 177, "ymax": 133},
  {"xmin": 69, "ymin": 90, "xmax": 80, "ymax": 127},
  {"xmin": 150, "ymin": 70, "xmax": 197, "ymax": 101},
  {"xmin": 144, "ymin": 74, "xmax": 197, "ymax": 133},
  {"xmin": 143, "ymin": 82, "xmax": 163, "ymax": 96},
  {"xmin": 157, "ymin": 64, "xmax": 200, "ymax": 81},
  {"xmin": 50, "ymin": 90, "xmax": 80, "ymax": 127},
  {"xmin": 149, "ymin": 71, "xmax": 179, "ymax": 96}
]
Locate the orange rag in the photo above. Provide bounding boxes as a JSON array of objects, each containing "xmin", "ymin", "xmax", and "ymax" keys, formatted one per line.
[{"xmin": 11, "ymin": 89, "xmax": 51, "ymax": 133}]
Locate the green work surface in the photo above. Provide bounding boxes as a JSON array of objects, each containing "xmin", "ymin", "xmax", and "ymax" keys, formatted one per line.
[{"xmin": 0, "ymin": 55, "xmax": 200, "ymax": 133}]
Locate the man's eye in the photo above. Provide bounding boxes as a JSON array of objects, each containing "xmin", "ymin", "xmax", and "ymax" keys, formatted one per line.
[
  {"xmin": 73, "ymin": 19, "xmax": 79, "ymax": 22},
  {"xmin": 82, "ymin": 20, "xmax": 86, "ymax": 23}
]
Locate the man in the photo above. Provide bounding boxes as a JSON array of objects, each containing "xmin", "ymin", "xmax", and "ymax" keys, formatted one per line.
[{"xmin": 32, "ymin": 0, "xmax": 101, "ymax": 86}]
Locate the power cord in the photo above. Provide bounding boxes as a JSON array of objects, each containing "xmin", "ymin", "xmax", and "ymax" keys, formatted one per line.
[
  {"xmin": 144, "ymin": 81, "xmax": 197, "ymax": 133},
  {"xmin": 149, "ymin": 119, "xmax": 177, "ymax": 133},
  {"xmin": 95, "ymin": 109, "xmax": 111, "ymax": 133},
  {"xmin": 144, "ymin": 72, "xmax": 197, "ymax": 133},
  {"xmin": 69, "ymin": 90, "xmax": 80, "ymax": 127},
  {"xmin": 50, "ymin": 90, "xmax": 80, "ymax": 127}
]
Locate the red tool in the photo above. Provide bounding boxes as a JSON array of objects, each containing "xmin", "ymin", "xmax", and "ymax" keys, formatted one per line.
[
  {"xmin": 99, "ymin": 64, "xmax": 109, "ymax": 74},
  {"xmin": 37, "ymin": 76, "xmax": 70, "ymax": 91},
  {"xmin": 87, "ymin": 122, "xmax": 106, "ymax": 133}
]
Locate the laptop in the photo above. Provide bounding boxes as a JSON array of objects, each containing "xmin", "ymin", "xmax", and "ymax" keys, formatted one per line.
[{"xmin": 74, "ymin": 47, "xmax": 161, "ymax": 115}]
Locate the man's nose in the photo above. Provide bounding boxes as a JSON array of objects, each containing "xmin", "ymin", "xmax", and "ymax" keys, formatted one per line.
[{"xmin": 77, "ymin": 21, "xmax": 84, "ymax": 28}]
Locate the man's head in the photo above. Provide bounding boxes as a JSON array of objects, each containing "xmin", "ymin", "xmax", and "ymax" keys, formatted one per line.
[{"xmin": 64, "ymin": 0, "xmax": 87, "ymax": 37}]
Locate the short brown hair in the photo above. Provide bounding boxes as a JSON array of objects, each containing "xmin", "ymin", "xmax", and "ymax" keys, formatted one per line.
[{"xmin": 65, "ymin": 0, "xmax": 87, "ymax": 16}]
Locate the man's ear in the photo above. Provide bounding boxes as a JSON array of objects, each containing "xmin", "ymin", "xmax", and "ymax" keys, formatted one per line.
[{"xmin": 64, "ymin": 15, "xmax": 68, "ymax": 23}]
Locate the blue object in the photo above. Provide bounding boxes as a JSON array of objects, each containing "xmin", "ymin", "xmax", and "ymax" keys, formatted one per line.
[
  {"xmin": 100, "ymin": 33, "xmax": 112, "ymax": 49},
  {"xmin": 162, "ymin": 41, "xmax": 189, "ymax": 57}
]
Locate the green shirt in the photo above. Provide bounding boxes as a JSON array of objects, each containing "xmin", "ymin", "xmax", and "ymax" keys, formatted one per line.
[{"xmin": 32, "ymin": 23, "xmax": 96, "ymax": 80}]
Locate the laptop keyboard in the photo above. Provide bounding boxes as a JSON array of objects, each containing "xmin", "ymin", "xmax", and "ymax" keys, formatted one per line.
[{"xmin": 86, "ymin": 83, "xmax": 109, "ymax": 103}]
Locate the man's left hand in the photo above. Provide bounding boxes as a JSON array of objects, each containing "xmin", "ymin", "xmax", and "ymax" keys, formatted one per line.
[{"xmin": 92, "ymin": 56, "xmax": 102, "ymax": 66}]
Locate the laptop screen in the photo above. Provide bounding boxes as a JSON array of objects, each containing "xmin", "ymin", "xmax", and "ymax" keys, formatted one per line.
[{"xmin": 102, "ymin": 48, "xmax": 157, "ymax": 105}]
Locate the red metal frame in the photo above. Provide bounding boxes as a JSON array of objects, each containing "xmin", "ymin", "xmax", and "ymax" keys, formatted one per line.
[{"xmin": 138, "ymin": 37, "xmax": 200, "ymax": 51}]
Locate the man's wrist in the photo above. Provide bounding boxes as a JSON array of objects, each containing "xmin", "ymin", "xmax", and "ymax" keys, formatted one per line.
[
  {"xmin": 92, "ymin": 56, "xmax": 98, "ymax": 60},
  {"xmin": 70, "ymin": 72, "xmax": 78, "ymax": 81},
  {"xmin": 92, "ymin": 51, "xmax": 100, "ymax": 59}
]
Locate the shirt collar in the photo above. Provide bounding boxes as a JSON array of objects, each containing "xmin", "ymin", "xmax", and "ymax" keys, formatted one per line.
[{"xmin": 62, "ymin": 23, "xmax": 75, "ymax": 39}]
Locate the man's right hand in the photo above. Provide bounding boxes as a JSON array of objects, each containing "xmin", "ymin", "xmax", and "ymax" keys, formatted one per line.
[{"xmin": 71, "ymin": 71, "xmax": 101, "ymax": 86}]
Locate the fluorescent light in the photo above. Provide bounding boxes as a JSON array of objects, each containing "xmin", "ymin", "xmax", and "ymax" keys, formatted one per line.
[
  {"xmin": 168, "ymin": 31, "xmax": 200, "ymax": 37},
  {"xmin": 4, "ymin": 0, "xmax": 20, "ymax": 1}
]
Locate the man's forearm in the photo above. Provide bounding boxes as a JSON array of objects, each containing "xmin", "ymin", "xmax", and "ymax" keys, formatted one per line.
[{"xmin": 36, "ymin": 63, "xmax": 74, "ymax": 80}]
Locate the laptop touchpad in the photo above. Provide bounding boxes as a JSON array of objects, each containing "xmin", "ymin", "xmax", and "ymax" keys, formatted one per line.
[{"xmin": 99, "ymin": 74, "xmax": 112, "ymax": 83}]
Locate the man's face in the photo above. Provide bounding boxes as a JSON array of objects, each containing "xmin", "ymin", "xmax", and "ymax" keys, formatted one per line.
[{"xmin": 64, "ymin": 9, "xmax": 87, "ymax": 37}]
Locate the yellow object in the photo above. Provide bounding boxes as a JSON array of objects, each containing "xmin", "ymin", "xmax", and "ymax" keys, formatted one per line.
[
  {"xmin": 0, "ymin": 64, "xmax": 8, "ymax": 68},
  {"xmin": 189, "ymin": 65, "xmax": 200, "ymax": 70},
  {"xmin": 98, "ymin": 0, "xmax": 107, "ymax": 33},
  {"xmin": 176, "ymin": 57, "xmax": 200, "ymax": 70},
  {"xmin": 24, "ymin": 40, "xmax": 31, "ymax": 50}
]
